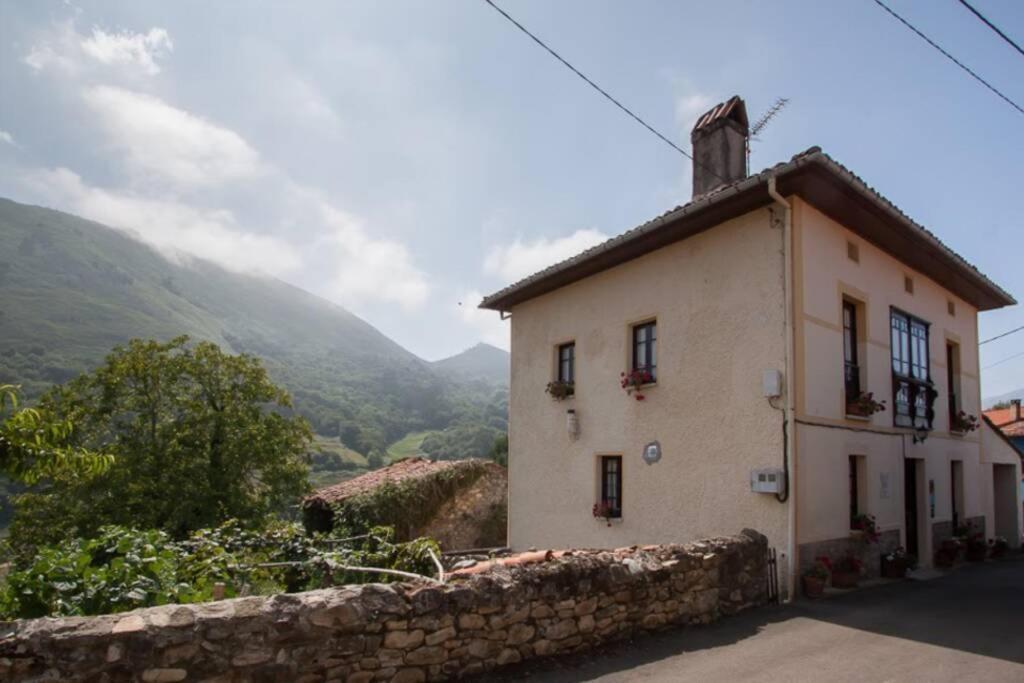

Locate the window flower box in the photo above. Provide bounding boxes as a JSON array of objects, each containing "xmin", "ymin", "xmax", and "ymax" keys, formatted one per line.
[
  {"xmin": 620, "ymin": 369, "xmax": 654, "ymax": 401},
  {"xmin": 846, "ymin": 391, "xmax": 886, "ymax": 418},
  {"xmin": 545, "ymin": 380, "xmax": 575, "ymax": 401},
  {"xmin": 950, "ymin": 411, "xmax": 978, "ymax": 434}
]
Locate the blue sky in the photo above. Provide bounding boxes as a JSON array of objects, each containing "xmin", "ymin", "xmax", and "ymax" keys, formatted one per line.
[{"xmin": 0, "ymin": 1, "xmax": 1021, "ymax": 397}]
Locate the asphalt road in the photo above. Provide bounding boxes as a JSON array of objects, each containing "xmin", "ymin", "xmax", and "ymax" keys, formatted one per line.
[{"xmin": 492, "ymin": 557, "xmax": 1024, "ymax": 682}]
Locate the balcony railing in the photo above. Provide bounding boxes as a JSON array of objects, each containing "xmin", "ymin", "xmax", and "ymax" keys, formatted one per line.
[{"xmin": 893, "ymin": 377, "xmax": 934, "ymax": 430}]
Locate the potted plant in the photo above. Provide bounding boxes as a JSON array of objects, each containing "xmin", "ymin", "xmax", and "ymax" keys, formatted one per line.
[
  {"xmin": 934, "ymin": 539, "xmax": 960, "ymax": 568},
  {"xmin": 545, "ymin": 380, "xmax": 575, "ymax": 400},
  {"xmin": 989, "ymin": 537, "xmax": 1009, "ymax": 559},
  {"xmin": 620, "ymin": 369, "xmax": 653, "ymax": 401},
  {"xmin": 592, "ymin": 501, "xmax": 615, "ymax": 527},
  {"xmin": 950, "ymin": 411, "xmax": 979, "ymax": 433},
  {"xmin": 830, "ymin": 554, "xmax": 863, "ymax": 589},
  {"xmin": 846, "ymin": 391, "xmax": 886, "ymax": 418},
  {"xmin": 802, "ymin": 556, "xmax": 831, "ymax": 598},
  {"xmin": 881, "ymin": 546, "xmax": 912, "ymax": 578},
  {"xmin": 850, "ymin": 513, "xmax": 881, "ymax": 544},
  {"xmin": 966, "ymin": 533, "xmax": 987, "ymax": 562}
]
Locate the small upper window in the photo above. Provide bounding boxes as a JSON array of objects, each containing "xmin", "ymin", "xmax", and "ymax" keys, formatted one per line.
[
  {"xmin": 947, "ymin": 300, "xmax": 956, "ymax": 317},
  {"xmin": 557, "ymin": 342, "xmax": 575, "ymax": 384},
  {"xmin": 904, "ymin": 276, "xmax": 914, "ymax": 295},
  {"xmin": 631, "ymin": 321, "xmax": 657, "ymax": 380},
  {"xmin": 847, "ymin": 241, "xmax": 859, "ymax": 263}
]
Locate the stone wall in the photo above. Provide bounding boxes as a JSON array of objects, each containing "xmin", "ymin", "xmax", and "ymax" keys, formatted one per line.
[{"xmin": 0, "ymin": 530, "xmax": 767, "ymax": 682}]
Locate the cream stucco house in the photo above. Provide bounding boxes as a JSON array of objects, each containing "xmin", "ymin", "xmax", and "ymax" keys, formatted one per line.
[{"xmin": 480, "ymin": 96, "xmax": 1021, "ymax": 597}]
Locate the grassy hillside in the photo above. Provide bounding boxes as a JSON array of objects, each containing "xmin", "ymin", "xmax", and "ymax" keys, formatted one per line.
[
  {"xmin": 386, "ymin": 431, "xmax": 434, "ymax": 461},
  {"xmin": 0, "ymin": 197, "xmax": 506, "ymax": 458}
]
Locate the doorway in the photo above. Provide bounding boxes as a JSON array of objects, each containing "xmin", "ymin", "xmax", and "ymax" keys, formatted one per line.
[
  {"xmin": 993, "ymin": 464, "xmax": 1018, "ymax": 543},
  {"xmin": 904, "ymin": 458, "xmax": 920, "ymax": 557},
  {"xmin": 951, "ymin": 461, "xmax": 963, "ymax": 531}
]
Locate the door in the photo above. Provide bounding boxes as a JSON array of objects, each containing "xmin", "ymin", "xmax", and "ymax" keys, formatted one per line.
[
  {"xmin": 993, "ymin": 464, "xmax": 1019, "ymax": 543},
  {"xmin": 904, "ymin": 458, "xmax": 919, "ymax": 557}
]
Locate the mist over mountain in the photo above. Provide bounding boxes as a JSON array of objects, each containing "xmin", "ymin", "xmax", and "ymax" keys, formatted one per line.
[{"xmin": 0, "ymin": 197, "xmax": 508, "ymax": 457}]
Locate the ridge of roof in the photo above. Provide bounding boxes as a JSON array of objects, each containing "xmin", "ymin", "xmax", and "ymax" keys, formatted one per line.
[{"xmin": 479, "ymin": 147, "xmax": 1014, "ymax": 311}]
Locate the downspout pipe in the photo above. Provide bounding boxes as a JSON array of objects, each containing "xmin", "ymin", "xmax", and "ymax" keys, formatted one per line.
[{"xmin": 768, "ymin": 175, "xmax": 797, "ymax": 602}]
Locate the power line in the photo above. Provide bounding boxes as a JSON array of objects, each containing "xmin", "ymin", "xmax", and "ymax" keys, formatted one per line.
[
  {"xmin": 480, "ymin": 0, "xmax": 727, "ymax": 184},
  {"xmin": 980, "ymin": 324, "xmax": 1024, "ymax": 345},
  {"xmin": 983, "ymin": 349, "xmax": 1024, "ymax": 370},
  {"xmin": 871, "ymin": 0, "xmax": 1024, "ymax": 117},
  {"xmin": 957, "ymin": 0, "xmax": 1024, "ymax": 59}
]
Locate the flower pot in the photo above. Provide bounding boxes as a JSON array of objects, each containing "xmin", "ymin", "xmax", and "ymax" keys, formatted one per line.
[
  {"xmin": 881, "ymin": 558, "xmax": 907, "ymax": 579},
  {"xmin": 830, "ymin": 570, "xmax": 859, "ymax": 589},
  {"xmin": 802, "ymin": 575, "xmax": 826, "ymax": 599}
]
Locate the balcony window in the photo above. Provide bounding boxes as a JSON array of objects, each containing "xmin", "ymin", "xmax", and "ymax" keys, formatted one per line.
[{"xmin": 891, "ymin": 309, "xmax": 932, "ymax": 430}]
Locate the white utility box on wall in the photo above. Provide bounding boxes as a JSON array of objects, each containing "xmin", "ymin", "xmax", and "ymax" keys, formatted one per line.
[
  {"xmin": 762, "ymin": 369, "xmax": 783, "ymax": 398},
  {"xmin": 751, "ymin": 468, "xmax": 785, "ymax": 494}
]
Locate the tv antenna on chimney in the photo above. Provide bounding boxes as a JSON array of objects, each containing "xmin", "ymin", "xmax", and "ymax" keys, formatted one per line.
[{"xmin": 746, "ymin": 97, "xmax": 789, "ymax": 173}]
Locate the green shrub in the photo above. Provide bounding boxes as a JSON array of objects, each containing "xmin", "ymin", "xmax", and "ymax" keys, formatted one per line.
[{"xmin": 0, "ymin": 522, "xmax": 440, "ymax": 619}]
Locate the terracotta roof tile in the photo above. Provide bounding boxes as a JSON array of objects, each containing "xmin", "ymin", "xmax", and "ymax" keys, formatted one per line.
[
  {"xmin": 984, "ymin": 407, "xmax": 1024, "ymax": 438},
  {"xmin": 303, "ymin": 457, "xmax": 464, "ymax": 507}
]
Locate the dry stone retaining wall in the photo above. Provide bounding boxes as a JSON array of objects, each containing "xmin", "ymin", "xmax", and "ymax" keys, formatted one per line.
[{"xmin": 0, "ymin": 530, "xmax": 767, "ymax": 682}]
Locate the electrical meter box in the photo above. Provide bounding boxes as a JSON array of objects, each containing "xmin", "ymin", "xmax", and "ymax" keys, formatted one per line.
[
  {"xmin": 751, "ymin": 468, "xmax": 785, "ymax": 494},
  {"xmin": 762, "ymin": 369, "xmax": 782, "ymax": 398}
]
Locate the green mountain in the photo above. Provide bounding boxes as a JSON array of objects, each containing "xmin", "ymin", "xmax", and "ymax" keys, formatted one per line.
[
  {"xmin": 431, "ymin": 342, "xmax": 509, "ymax": 386},
  {"xmin": 0, "ymin": 197, "xmax": 506, "ymax": 458}
]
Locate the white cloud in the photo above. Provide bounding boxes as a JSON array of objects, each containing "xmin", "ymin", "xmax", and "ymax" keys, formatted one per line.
[
  {"xmin": 24, "ymin": 21, "xmax": 172, "ymax": 77},
  {"xmin": 0, "ymin": 131, "xmax": 15, "ymax": 146},
  {"xmin": 456, "ymin": 289, "xmax": 509, "ymax": 350},
  {"xmin": 82, "ymin": 85, "xmax": 263, "ymax": 187},
  {"xmin": 484, "ymin": 229, "xmax": 609, "ymax": 283},
  {"xmin": 30, "ymin": 167, "xmax": 301, "ymax": 276},
  {"xmin": 80, "ymin": 27, "xmax": 173, "ymax": 76},
  {"xmin": 318, "ymin": 203, "xmax": 430, "ymax": 310}
]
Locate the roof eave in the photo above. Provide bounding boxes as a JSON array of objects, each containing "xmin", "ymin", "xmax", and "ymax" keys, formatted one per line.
[{"xmin": 479, "ymin": 150, "xmax": 1015, "ymax": 312}]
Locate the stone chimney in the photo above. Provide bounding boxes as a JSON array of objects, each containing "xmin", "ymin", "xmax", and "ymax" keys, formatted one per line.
[
  {"xmin": 691, "ymin": 96, "xmax": 749, "ymax": 198},
  {"xmin": 1012, "ymin": 398, "xmax": 1022, "ymax": 422}
]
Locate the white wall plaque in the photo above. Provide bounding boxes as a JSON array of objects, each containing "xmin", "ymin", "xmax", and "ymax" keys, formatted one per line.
[
  {"xmin": 879, "ymin": 472, "xmax": 891, "ymax": 499},
  {"xmin": 642, "ymin": 441, "xmax": 661, "ymax": 465}
]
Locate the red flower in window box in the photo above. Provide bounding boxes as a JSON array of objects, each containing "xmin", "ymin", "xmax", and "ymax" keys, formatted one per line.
[
  {"xmin": 621, "ymin": 369, "xmax": 653, "ymax": 400},
  {"xmin": 592, "ymin": 501, "xmax": 614, "ymax": 526}
]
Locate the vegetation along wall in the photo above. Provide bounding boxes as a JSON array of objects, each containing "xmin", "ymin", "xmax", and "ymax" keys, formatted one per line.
[{"xmin": 0, "ymin": 530, "xmax": 767, "ymax": 682}]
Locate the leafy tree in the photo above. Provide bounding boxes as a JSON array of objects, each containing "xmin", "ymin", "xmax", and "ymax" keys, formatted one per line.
[
  {"xmin": 0, "ymin": 384, "xmax": 111, "ymax": 484},
  {"xmin": 9, "ymin": 337, "xmax": 312, "ymax": 552},
  {"xmin": 489, "ymin": 433, "xmax": 508, "ymax": 467},
  {"xmin": 366, "ymin": 449, "xmax": 386, "ymax": 470}
]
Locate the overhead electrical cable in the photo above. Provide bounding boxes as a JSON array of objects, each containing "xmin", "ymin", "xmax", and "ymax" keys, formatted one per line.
[
  {"xmin": 871, "ymin": 0, "xmax": 1024, "ymax": 116},
  {"xmin": 982, "ymin": 349, "xmax": 1024, "ymax": 371},
  {"xmin": 980, "ymin": 324, "xmax": 1024, "ymax": 345},
  {"xmin": 480, "ymin": 0, "xmax": 728, "ymax": 184},
  {"xmin": 957, "ymin": 0, "xmax": 1024, "ymax": 59}
]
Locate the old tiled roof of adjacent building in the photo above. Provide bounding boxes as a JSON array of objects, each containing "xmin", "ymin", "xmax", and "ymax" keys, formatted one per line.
[
  {"xmin": 983, "ymin": 406, "xmax": 1024, "ymax": 438},
  {"xmin": 304, "ymin": 457, "xmax": 463, "ymax": 507},
  {"xmin": 479, "ymin": 147, "xmax": 1015, "ymax": 313}
]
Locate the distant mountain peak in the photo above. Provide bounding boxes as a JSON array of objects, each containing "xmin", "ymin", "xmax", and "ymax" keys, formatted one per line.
[{"xmin": 432, "ymin": 342, "xmax": 509, "ymax": 385}]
